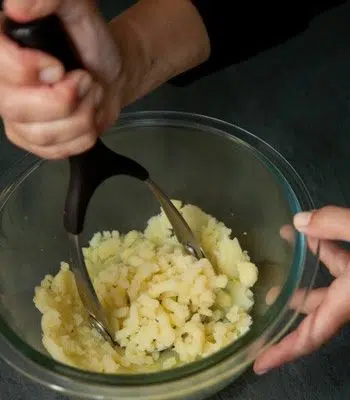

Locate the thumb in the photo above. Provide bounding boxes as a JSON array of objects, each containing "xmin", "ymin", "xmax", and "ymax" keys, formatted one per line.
[
  {"xmin": 4, "ymin": 0, "xmax": 61, "ymax": 21},
  {"xmin": 294, "ymin": 206, "xmax": 350, "ymax": 242}
]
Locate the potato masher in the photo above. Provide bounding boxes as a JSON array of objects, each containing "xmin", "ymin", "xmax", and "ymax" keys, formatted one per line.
[{"xmin": 4, "ymin": 15, "xmax": 205, "ymax": 346}]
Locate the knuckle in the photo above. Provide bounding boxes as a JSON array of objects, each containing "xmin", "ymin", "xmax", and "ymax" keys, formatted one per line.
[
  {"xmin": 56, "ymin": 86, "xmax": 77, "ymax": 116},
  {"xmin": 12, "ymin": 68, "xmax": 32, "ymax": 85},
  {"xmin": 40, "ymin": 147, "xmax": 67, "ymax": 160},
  {"xmin": 0, "ymin": 39, "xmax": 35, "ymax": 84},
  {"xmin": 67, "ymin": 134, "xmax": 96, "ymax": 157},
  {"xmin": 41, "ymin": 133, "xmax": 97, "ymax": 161},
  {"xmin": 14, "ymin": 53, "xmax": 36, "ymax": 84},
  {"xmin": 3, "ymin": 124, "xmax": 29, "ymax": 152},
  {"xmin": 1, "ymin": 96, "xmax": 25, "ymax": 121},
  {"xmin": 78, "ymin": 111, "xmax": 95, "ymax": 132},
  {"xmin": 81, "ymin": 133, "xmax": 97, "ymax": 150},
  {"xmin": 318, "ymin": 205, "xmax": 340, "ymax": 217},
  {"xmin": 3, "ymin": 123, "xmax": 16, "ymax": 141},
  {"xmin": 26, "ymin": 127, "xmax": 55, "ymax": 147},
  {"xmin": 56, "ymin": 101, "xmax": 75, "ymax": 119},
  {"xmin": 318, "ymin": 205, "xmax": 333, "ymax": 214}
]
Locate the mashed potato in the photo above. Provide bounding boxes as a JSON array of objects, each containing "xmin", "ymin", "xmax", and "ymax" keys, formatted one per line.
[{"xmin": 34, "ymin": 201, "xmax": 258, "ymax": 373}]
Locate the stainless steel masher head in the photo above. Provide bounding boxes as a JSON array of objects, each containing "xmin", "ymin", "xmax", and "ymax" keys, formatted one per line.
[{"xmin": 4, "ymin": 15, "xmax": 205, "ymax": 346}]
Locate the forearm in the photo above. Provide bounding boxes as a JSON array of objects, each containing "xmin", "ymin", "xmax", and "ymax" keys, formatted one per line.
[
  {"xmin": 110, "ymin": 0, "xmax": 346, "ymax": 97},
  {"xmin": 109, "ymin": 0, "xmax": 210, "ymax": 106}
]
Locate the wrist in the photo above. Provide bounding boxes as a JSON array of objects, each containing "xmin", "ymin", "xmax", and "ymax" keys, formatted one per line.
[
  {"xmin": 108, "ymin": 12, "xmax": 149, "ymax": 108},
  {"xmin": 109, "ymin": 0, "xmax": 210, "ymax": 107}
]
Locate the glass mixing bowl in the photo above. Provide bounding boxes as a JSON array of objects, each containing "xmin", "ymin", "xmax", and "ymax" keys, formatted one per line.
[{"xmin": 0, "ymin": 112, "xmax": 318, "ymax": 400}]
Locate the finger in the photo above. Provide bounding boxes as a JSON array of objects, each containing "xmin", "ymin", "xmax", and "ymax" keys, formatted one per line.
[
  {"xmin": 266, "ymin": 286, "xmax": 327, "ymax": 314},
  {"xmin": 6, "ymin": 121, "xmax": 97, "ymax": 160},
  {"xmin": 31, "ymin": 133, "xmax": 97, "ymax": 160},
  {"xmin": 254, "ymin": 272, "xmax": 350, "ymax": 374},
  {"xmin": 5, "ymin": 82, "xmax": 102, "ymax": 150},
  {"xmin": 0, "ymin": 31, "xmax": 64, "ymax": 85},
  {"xmin": 279, "ymin": 224, "xmax": 296, "ymax": 245},
  {"xmin": 289, "ymin": 287, "xmax": 327, "ymax": 314},
  {"xmin": 294, "ymin": 206, "xmax": 350, "ymax": 242},
  {"xmin": 265, "ymin": 287, "xmax": 281, "ymax": 306},
  {"xmin": 0, "ymin": 70, "xmax": 92, "ymax": 123},
  {"xmin": 307, "ymin": 237, "xmax": 350, "ymax": 278},
  {"xmin": 4, "ymin": 0, "xmax": 61, "ymax": 22}
]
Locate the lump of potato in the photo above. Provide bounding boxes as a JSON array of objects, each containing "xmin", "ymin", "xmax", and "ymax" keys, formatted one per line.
[{"xmin": 34, "ymin": 201, "xmax": 258, "ymax": 373}]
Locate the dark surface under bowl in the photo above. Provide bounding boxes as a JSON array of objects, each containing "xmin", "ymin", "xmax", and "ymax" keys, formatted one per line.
[{"xmin": 0, "ymin": 0, "xmax": 349, "ymax": 399}]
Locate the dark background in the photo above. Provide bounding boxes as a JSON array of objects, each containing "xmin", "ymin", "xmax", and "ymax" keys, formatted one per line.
[{"xmin": 0, "ymin": 1, "xmax": 349, "ymax": 399}]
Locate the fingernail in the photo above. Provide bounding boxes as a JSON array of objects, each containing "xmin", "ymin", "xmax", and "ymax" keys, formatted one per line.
[
  {"xmin": 256, "ymin": 369, "xmax": 269, "ymax": 375},
  {"xmin": 94, "ymin": 85, "xmax": 104, "ymax": 107},
  {"xmin": 266, "ymin": 287, "xmax": 280, "ymax": 306},
  {"xmin": 78, "ymin": 74, "xmax": 93, "ymax": 99},
  {"xmin": 294, "ymin": 211, "xmax": 312, "ymax": 229},
  {"xmin": 39, "ymin": 65, "xmax": 63, "ymax": 84}
]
